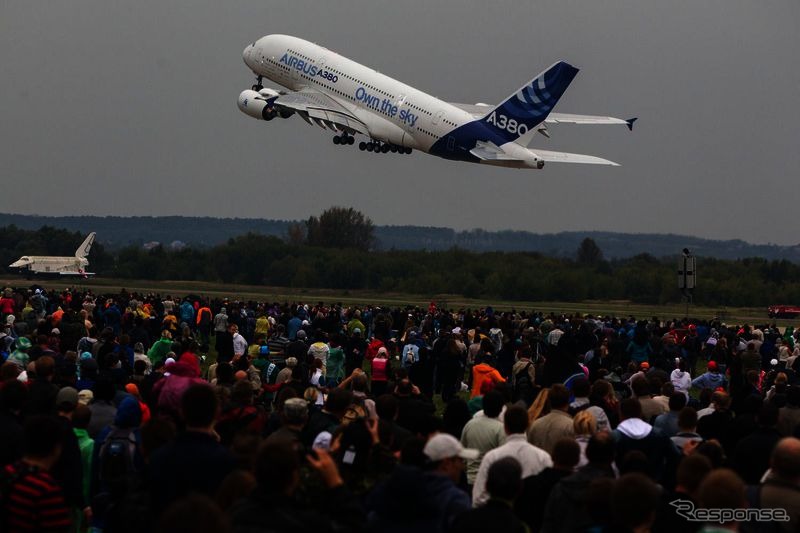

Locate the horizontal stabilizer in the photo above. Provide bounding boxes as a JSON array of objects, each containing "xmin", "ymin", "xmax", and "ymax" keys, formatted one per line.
[
  {"xmin": 449, "ymin": 104, "xmax": 638, "ymax": 133},
  {"xmin": 546, "ymin": 113, "xmax": 632, "ymax": 127},
  {"xmin": 470, "ymin": 141, "xmax": 525, "ymax": 163},
  {"xmin": 531, "ymin": 148, "xmax": 619, "ymax": 166}
]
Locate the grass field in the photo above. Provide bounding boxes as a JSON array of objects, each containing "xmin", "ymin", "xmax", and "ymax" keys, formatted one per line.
[{"xmin": 1, "ymin": 276, "xmax": 794, "ymax": 327}]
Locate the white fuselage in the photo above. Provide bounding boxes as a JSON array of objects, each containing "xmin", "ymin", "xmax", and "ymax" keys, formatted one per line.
[
  {"xmin": 9, "ymin": 255, "xmax": 88, "ymax": 275},
  {"xmin": 244, "ymin": 34, "xmax": 473, "ymax": 152}
]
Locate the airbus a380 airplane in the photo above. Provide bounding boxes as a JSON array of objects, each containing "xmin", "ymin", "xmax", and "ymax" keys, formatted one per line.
[{"xmin": 238, "ymin": 34, "xmax": 636, "ymax": 169}]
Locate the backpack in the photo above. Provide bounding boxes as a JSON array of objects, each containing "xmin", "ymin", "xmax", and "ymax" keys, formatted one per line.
[
  {"xmin": 98, "ymin": 428, "xmax": 137, "ymax": 483},
  {"xmin": 513, "ymin": 362, "xmax": 535, "ymax": 405}
]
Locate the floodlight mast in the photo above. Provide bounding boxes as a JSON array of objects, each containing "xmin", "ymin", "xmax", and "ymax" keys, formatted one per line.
[{"xmin": 678, "ymin": 249, "xmax": 696, "ymax": 317}]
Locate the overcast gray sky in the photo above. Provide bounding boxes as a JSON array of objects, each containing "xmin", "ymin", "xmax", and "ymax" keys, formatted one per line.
[{"xmin": 2, "ymin": 0, "xmax": 799, "ymax": 244}]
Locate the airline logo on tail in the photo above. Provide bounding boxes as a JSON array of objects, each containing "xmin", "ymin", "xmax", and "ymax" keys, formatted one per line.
[{"xmin": 483, "ymin": 61, "xmax": 579, "ymax": 143}]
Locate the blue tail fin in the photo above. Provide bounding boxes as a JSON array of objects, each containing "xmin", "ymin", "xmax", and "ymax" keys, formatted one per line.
[{"xmin": 482, "ymin": 61, "xmax": 579, "ymax": 144}]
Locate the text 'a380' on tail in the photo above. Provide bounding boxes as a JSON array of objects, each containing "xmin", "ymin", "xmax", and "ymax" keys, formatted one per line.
[{"xmin": 481, "ymin": 61, "xmax": 579, "ymax": 145}]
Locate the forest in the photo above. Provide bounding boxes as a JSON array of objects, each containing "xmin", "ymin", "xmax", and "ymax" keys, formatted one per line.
[{"xmin": 3, "ymin": 224, "xmax": 800, "ymax": 307}]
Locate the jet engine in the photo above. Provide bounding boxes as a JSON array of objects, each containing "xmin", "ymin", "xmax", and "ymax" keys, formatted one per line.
[{"xmin": 237, "ymin": 88, "xmax": 293, "ymax": 121}]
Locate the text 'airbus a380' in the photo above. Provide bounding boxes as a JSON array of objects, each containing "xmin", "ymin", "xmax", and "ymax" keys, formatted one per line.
[{"xmin": 238, "ymin": 34, "xmax": 636, "ymax": 169}]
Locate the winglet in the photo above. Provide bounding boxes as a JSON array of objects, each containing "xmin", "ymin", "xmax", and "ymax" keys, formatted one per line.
[{"xmin": 626, "ymin": 117, "xmax": 638, "ymax": 131}]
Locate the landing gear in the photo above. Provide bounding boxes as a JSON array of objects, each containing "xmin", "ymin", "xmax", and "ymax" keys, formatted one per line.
[
  {"xmin": 251, "ymin": 75, "xmax": 263, "ymax": 91},
  {"xmin": 333, "ymin": 133, "xmax": 355, "ymax": 145},
  {"xmin": 357, "ymin": 141, "xmax": 412, "ymax": 154}
]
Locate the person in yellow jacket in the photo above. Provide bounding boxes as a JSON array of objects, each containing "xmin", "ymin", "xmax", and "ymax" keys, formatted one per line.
[{"xmin": 255, "ymin": 312, "xmax": 270, "ymax": 338}]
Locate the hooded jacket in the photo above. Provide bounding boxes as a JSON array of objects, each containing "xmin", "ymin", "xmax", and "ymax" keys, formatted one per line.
[
  {"xmin": 670, "ymin": 368, "xmax": 692, "ymax": 395},
  {"xmin": 612, "ymin": 418, "xmax": 677, "ymax": 481},
  {"xmin": 691, "ymin": 371, "xmax": 726, "ymax": 390},
  {"xmin": 152, "ymin": 354, "xmax": 204, "ymax": 419},
  {"xmin": 470, "ymin": 364, "xmax": 506, "ymax": 398}
]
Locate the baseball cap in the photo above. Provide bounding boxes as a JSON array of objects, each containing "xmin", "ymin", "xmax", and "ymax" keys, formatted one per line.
[
  {"xmin": 56, "ymin": 387, "xmax": 79, "ymax": 410},
  {"xmin": 707, "ymin": 361, "xmax": 718, "ymax": 371},
  {"xmin": 424, "ymin": 433, "xmax": 479, "ymax": 462},
  {"xmin": 640, "ymin": 361, "xmax": 650, "ymax": 370},
  {"xmin": 452, "ymin": 327, "xmax": 462, "ymax": 335}
]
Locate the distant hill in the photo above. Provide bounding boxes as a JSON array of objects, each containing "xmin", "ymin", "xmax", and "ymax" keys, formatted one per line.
[{"xmin": 1, "ymin": 213, "xmax": 799, "ymax": 261}]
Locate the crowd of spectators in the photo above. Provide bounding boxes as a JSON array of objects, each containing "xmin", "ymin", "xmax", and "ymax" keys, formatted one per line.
[{"xmin": 1, "ymin": 285, "xmax": 799, "ymax": 532}]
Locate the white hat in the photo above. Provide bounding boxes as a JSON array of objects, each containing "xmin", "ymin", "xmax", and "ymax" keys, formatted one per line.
[
  {"xmin": 452, "ymin": 327, "xmax": 462, "ymax": 335},
  {"xmin": 771, "ymin": 359, "xmax": 779, "ymax": 366},
  {"xmin": 424, "ymin": 433, "xmax": 479, "ymax": 462}
]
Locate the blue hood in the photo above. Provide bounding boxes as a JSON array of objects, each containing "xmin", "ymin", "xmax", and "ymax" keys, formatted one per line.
[{"xmin": 114, "ymin": 395, "xmax": 142, "ymax": 428}]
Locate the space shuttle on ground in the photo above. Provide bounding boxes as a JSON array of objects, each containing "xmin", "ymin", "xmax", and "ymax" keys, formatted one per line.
[{"xmin": 9, "ymin": 232, "xmax": 96, "ymax": 277}]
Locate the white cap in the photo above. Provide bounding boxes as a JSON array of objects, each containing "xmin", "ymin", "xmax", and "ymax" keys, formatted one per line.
[
  {"xmin": 424, "ymin": 433, "xmax": 479, "ymax": 462},
  {"xmin": 452, "ymin": 327, "xmax": 462, "ymax": 335},
  {"xmin": 771, "ymin": 359, "xmax": 779, "ymax": 366}
]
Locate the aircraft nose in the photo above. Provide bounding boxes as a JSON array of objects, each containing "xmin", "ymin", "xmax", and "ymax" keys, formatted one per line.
[{"xmin": 243, "ymin": 44, "xmax": 254, "ymax": 68}]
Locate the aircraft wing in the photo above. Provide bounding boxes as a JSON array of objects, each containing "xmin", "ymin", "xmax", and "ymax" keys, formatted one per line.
[
  {"xmin": 57, "ymin": 271, "xmax": 95, "ymax": 277},
  {"xmin": 449, "ymin": 102, "xmax": 492, "ymax": 118},
  {"xmin": 530, "ymin": 148, "xmax": 619, "ymax": 166},
  {"xmin": 449, "ymin": 103, "xmax": 636, "ymax": 130},
  {"xmin": 275, "ymin": 89, "xmax": 369, "ymax": 135}
]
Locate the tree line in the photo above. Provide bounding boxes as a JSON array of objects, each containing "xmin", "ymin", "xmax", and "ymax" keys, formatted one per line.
[{"xmin": 3, "ymin": 224, "xmax": 800, "ymax": 307}]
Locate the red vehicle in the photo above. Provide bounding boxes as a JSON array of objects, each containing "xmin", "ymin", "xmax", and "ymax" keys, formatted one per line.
[{"xmin": 768, "ymin": 305, "xmax": 800, "ymax": 318}]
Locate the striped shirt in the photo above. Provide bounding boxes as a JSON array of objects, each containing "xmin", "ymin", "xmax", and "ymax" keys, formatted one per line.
[{"xmin": 2, "ymin": 462, "xmax": 71, "ymax": 532}]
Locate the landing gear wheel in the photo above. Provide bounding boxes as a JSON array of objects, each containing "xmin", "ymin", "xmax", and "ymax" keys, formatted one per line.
[
  {"xmin": 359, "ymin": 142, "xmax": 366, "ymax": 151},
  {"xmin": 252, "ymin": 75, "xmax": 263, "ymax": 91},
  {"xmin": 381, "ymin": 144, "xmax": 390, "ymax": 153},
  {"xmin": 348, "ymin": 136, "xmax": 355, "ymax": 145},
  {"xmin": 366, "ymin": 143, "xmax": 374, "ymax": 152},
  {"xmin": 333, "ymin": 136, "xmax": 341, "ymax": 145}
]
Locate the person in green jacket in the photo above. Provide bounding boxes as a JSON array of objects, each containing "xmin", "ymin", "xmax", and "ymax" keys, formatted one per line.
[
  {"xmin": 326, "ymin": 338, "xmax": 346, "ymax": 386},
  {"xmin": 72, "ymin": 403, "xmax": 94, "ymax": 507},
  {"xmin": 147, "ymin": 330, "xmax": 174, "ymax": 366}
]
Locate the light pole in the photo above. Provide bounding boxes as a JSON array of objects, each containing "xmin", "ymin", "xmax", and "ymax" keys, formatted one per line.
[{"xmin": 678, "ymin": 248, "xmax": 696, "ymax": 318}]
